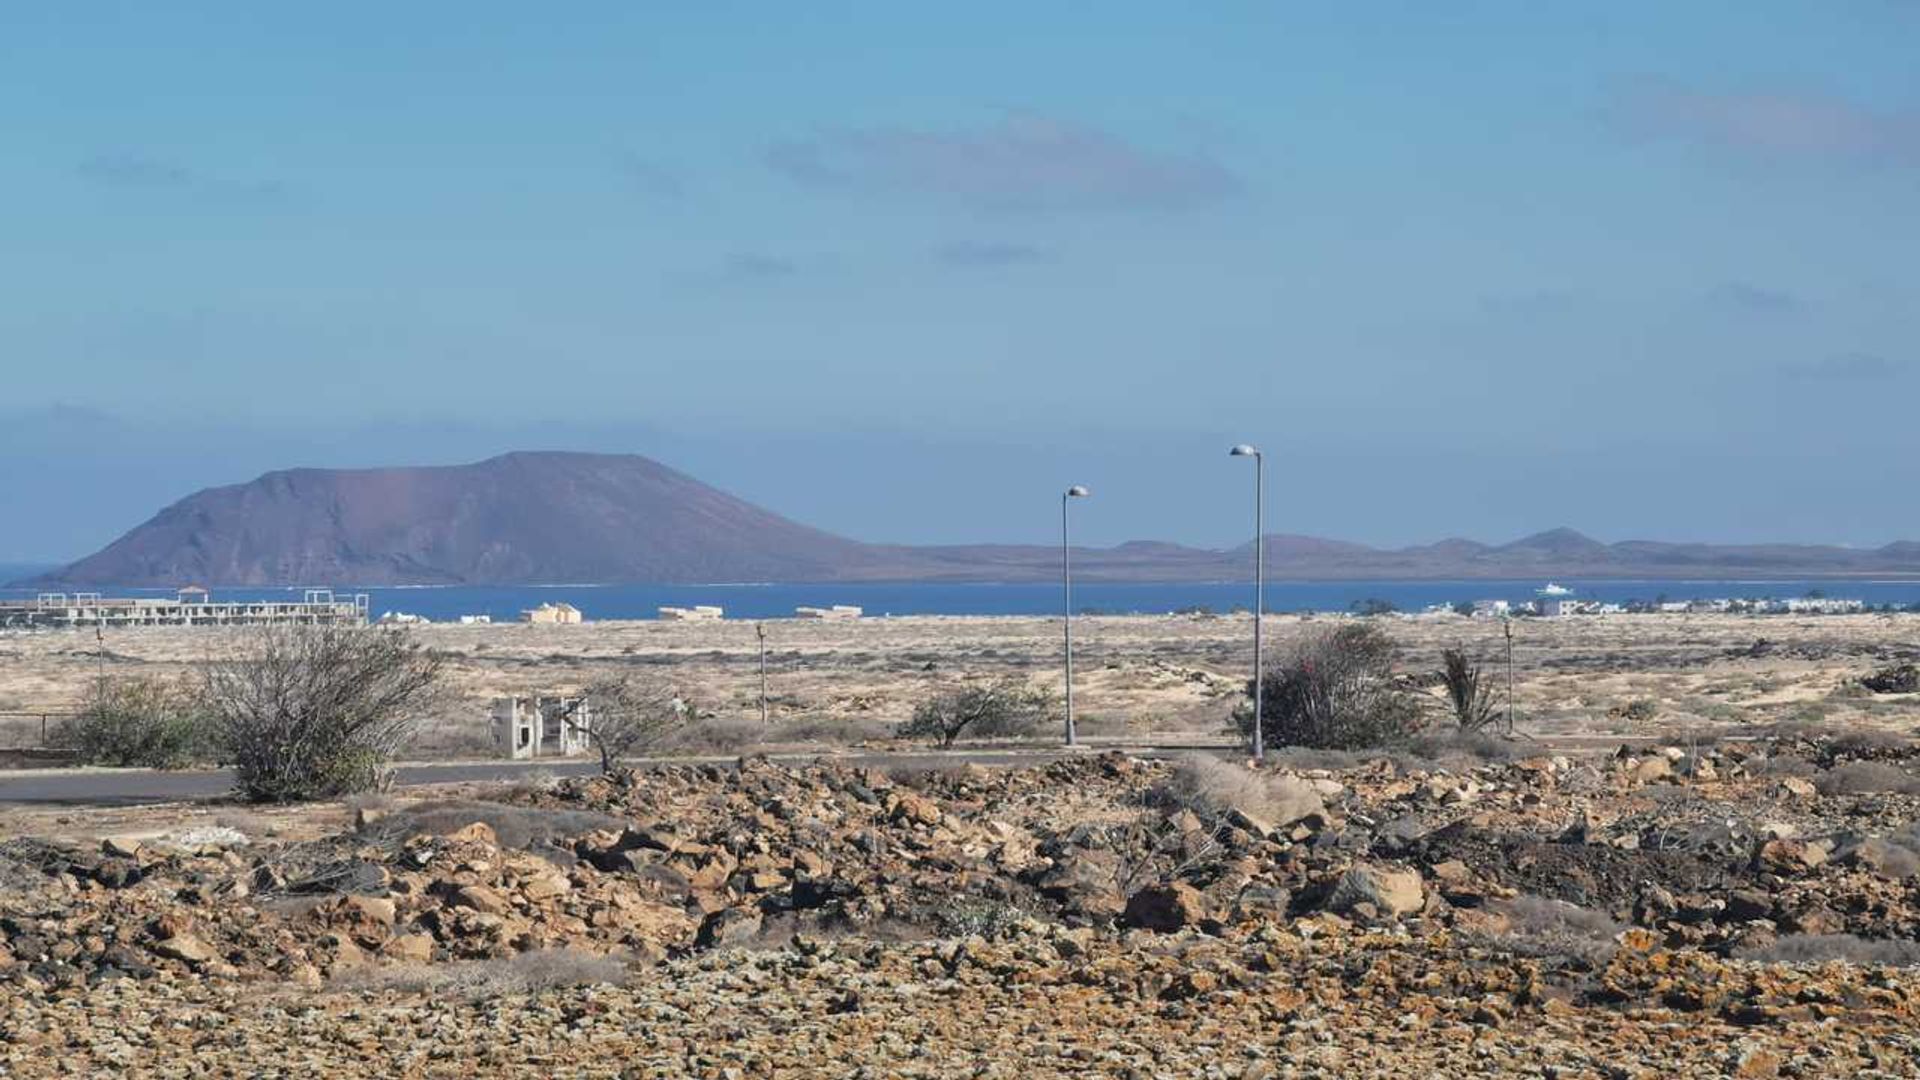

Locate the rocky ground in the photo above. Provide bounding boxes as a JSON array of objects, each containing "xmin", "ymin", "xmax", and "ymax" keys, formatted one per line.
[{"xmin": 4, "ymin": 732, "xmax": 1920, "ymax": 1076}]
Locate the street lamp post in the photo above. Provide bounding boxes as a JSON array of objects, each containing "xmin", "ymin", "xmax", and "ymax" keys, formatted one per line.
[
  {"xmin": 1062, "ymin": 485, "xmax": 1090, "ymax": 746},
  {"xmin": 1229, "ymin": 445, "xmax": 1265, "ymax": 763}
]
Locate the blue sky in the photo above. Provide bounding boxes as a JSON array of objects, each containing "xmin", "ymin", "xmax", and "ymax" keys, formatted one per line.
[{"xmin": 3, "ymin": 4, "xmax": 1917, "ymax": 562}]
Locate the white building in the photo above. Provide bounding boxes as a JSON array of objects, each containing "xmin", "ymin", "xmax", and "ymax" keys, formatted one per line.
[
  {"xmin": 522, "ymin": 602, "xmax": 584, "ymax": 625},
  {"xmin": 795, "ymin": 605, "xmax": 863, "ymax": 620},
  {"xmin": 1471, "ymin": 599, "xmax": 1510, "ymax": 618},
  {"xmin": 658, "ymin": 605, "xmax": 724, "ymax": 621},
  {"xmin": 492, "ymin": 696, "xmax": 592, "ymax": 759}
]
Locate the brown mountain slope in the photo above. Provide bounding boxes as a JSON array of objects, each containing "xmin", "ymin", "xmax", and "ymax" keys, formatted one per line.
[{"xmin": 37, "ymin": 452, "xmax": 903, "ymax": 586}]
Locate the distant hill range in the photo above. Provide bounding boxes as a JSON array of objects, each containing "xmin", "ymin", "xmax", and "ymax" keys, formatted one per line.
[{"xmin": 20, "ymin": 451, "xmax": 1920, "ymax": 587}]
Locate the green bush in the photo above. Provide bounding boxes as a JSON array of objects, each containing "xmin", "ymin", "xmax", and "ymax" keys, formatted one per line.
[
  {"xmin": 1237, "ymin": 623, "xmax": 1426, "ymax": 750},
  {"xmin": 59, "ymin": 676, "xmax": 218, "ymax": 769}
]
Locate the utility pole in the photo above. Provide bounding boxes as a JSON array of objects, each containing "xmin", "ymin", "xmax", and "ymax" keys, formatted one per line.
[
  {"xmin": 756, "ymin": 621, "xmax": 769, "ymax": 723},
  {"xmin": 1503, "ymin": 614, "xmax": 1515, "ymax": 736}
]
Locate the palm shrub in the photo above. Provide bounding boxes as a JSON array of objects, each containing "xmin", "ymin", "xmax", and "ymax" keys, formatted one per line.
[{"xmin": 1438, "ymin": 647, "xmax": 1499, "ymax": 733}]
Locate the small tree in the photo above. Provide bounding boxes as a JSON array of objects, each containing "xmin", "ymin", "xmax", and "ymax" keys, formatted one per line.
[
  {"xmin": 900, "ymin": 679, "xmax": 1056, "ymax": 747},
  {"xmin": 202, "ymin": 625, "xmax": 443, "ymax": 802},
  {"xmin": 566, "ymin": 674, "xmax": 692, "ymax": 775},
  {"xmin": 58, "ymin": 675, "xmax": 217, "ymax": 769},
  {"xmin": 1436, "ymin": 647, "xmax": 1499, "ymax": 733},
  {"xmin": 1238, "ymin": 623, "xmax": 1425, "ymax": 750}
]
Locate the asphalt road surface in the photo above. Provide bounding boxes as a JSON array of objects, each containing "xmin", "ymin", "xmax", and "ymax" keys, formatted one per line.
[{"xmin": 0, "ymin": 746, "xmax": 1222, "ymax": 807}]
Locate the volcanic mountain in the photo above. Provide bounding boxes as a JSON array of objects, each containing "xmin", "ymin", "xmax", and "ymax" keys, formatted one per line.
[
  {"xmin": 24, "ymin": 451, "xmax": 1920, "ymax": 586},
  {"xmin": 34, "ymin": 452, "xmax": 910, "ymax": 587}
]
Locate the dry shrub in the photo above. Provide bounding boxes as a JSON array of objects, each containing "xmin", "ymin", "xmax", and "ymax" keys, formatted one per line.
[
  {"xmin": 1160, "ymin": 755, "xmax": 1323, "ymax": 827},
  {"xmin": 335, "ymin": 948, "xmax": 631, "ymax": 997},
  {"xmin": 1404, "ymin": 730, "xmax": 1521, "ymax": 765},
  {"xmin": 1481, "ymin": 896, "xmax": 1623, "ymax": 967},
  {"xmin": 670, "ymin": 717, "xmax": 766, "ymax": 755},
  {"xmin": 1815, "ymin": 761, "xmax": 1920, "ymax": 796},
  {"xmin": 899, "ymin": 678, "xmax": 1056, "ymax": 747},
  {"xmin": 203, "ymin": 625, "xmax": 444, "ymax": 802},
  {"xmin": 571, "ymin": 673, "xmax": 694, "ymax": 774},
  {"xmin": 772, "ymin": 715, "xmax": 891, "ymax": 745},
  {"xmin": 1737, "ymin": 934, "xmax": 1920, "ymax": 967},
  {"xmin": 1242, "ymin": 624, "xmax": 1426, "ymax": 750},
  {"xmin": 58, "ymin": 675, "xmax": 219, "ymax": 769}
]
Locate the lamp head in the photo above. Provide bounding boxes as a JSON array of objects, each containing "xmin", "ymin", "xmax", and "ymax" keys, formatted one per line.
[
  {"xmin": 1065, "ymin": 485, "xmax": 1090, "ymax": 498},
  {"xmin": 1228, "ymin": 444, "xmax": 1259, "ymax": 458}
]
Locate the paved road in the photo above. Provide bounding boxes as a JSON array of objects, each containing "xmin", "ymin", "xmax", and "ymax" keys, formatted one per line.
[{"xmin": 0, "ymin": 746, "xmax": 1228, "ymax": 806}]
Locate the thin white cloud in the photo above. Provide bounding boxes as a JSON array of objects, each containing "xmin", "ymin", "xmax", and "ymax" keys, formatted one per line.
[
  {"xmin": 1610, "ymin": 79, "xmax": 1920, "ymax": 167},
  {"xmin": 767, "ymin": 112, "xmax": 1239, "ymax": 212}
]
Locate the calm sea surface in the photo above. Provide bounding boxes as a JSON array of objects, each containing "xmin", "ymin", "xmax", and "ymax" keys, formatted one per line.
[{"xmin": 4, "ymin": 570, "xmax": 1920, "ymax": 622}]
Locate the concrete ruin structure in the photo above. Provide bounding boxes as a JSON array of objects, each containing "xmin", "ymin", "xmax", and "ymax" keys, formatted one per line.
[
  {"xmin": 0, "ymin": 588, "xmax": 369, "ymax": 629},
  {"xmin": 520, "ymin": 602, "xmax": 584, "ymax": 625},
  {"xmin": 657, "ymin": 605, "xmax": 724, "ymax": 621},
  {"xmin": 491, "ymin": 696, "xmax": 592, "ymax": 759},
  {"xmin": 795, "ymin": 605, "xmax": 863, "ymax": 620}
]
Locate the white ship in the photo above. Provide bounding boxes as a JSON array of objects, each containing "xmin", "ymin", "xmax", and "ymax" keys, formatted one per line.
[{"xmin": 1537, "ymin": 582, "xmax": 1573, "ymax": 597}]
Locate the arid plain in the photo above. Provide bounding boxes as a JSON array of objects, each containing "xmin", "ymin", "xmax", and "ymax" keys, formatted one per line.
[{"xmin": 4, "ymin": 611, "xmax": 1918, "ymax": 754}]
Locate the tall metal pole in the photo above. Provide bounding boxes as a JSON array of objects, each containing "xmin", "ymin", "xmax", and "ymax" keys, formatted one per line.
[
  {"xmin": 1061, "ymin": 485, "xmax": 1090, "ymax": 746},
  {"xmin": 1251, "ymin": 451, "xmax": 1265, "ymax": 763},
  {"xmin": 1062, "ymin": 491, "xmax": 1075, "ymax": 747}
]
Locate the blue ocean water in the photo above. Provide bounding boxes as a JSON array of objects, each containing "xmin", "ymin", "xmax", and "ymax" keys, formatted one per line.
[{"xmin": 5, "ymin": 575, "xmax": 1919, "ymax": 622}]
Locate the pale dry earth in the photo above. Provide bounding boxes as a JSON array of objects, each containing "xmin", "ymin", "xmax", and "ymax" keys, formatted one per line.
[{"xmin": 4, "ymin": 612, "xmax": 1919, "ymax": 755}]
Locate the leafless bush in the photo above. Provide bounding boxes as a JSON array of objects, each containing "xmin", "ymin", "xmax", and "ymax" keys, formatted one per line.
[
  {"xmin": 1240, "ymin": 624, "xmax": 1427, "ymax": 750},
  {"xmin": 1160, "ymin": 755, "xmax": 1322, "ymax": 827},
  {"xmin": 566, "ymin": 673, "xmax": 693, "ymax": 774},
  {"xmin": 899, "ymin": 678, "xmax": 1056, "ymax": 747},
  {"xmin": 1479, "ymin": 895, "xmax": 1623, "ymax": 967},
  {"xmin": 1736, "ymin": 934, "xmax": 1920, "ymax": 967},
  {"xmin": 1100, "ymin": 811, "xmax": 1229, "ymax": 896},
  {"xmin": 1436, "ymin": 648, "xmax": 1499, "ymax": 733},
  {"xmin": 202, "ymin": 626, "xmax": 444, "ymax": 802},
  {"xmin": 1815, "ymin": 761, "xmax": 1920, "ymax": 796},
  {"xmin": 57, "ymin": 675, "xmax": 218, "ymax": 769},
  {"xmin": 1620, "ymin": 699, "xmax": 1658, "ymax": 723},
  {"xmin": 334, "ymin": 948, "xmax": 631, "ymax": 997}
]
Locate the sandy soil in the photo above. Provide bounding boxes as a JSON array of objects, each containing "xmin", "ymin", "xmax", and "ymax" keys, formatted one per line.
[{"xmin": 3, "ymin": 611, "xmax": 1917, "ymax": 755}]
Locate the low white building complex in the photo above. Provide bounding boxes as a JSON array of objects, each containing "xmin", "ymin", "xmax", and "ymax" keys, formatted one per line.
[
  {"xmin": 795, "ymin": 605, "xmax": 863, "ymax": 620},
  {"xmin": 658, "ymin": 605, "xmax": 724, "ymax": 621}
]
